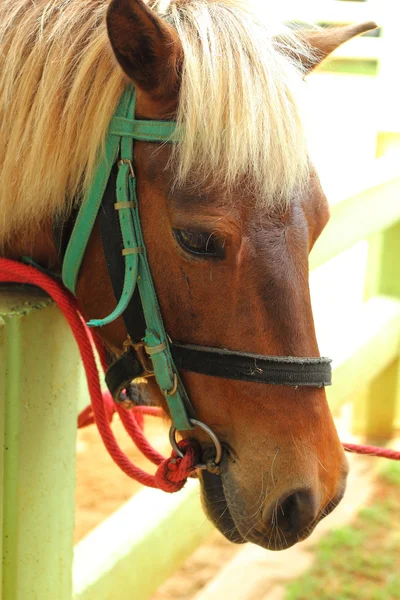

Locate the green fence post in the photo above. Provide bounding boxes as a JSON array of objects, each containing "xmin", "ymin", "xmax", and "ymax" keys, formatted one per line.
[
  {"xmin": 354, "ymin": 0, "xmax": 400, "ymax": 440},
  {"xmin": 0, "ymin": 314, "xmax": 6, "ymax": 594},
  {"xmin": 360, "ymin": 223, "xmax": 400, "ymax": 440},
  {"xmin": 1, "ymin": 289, "xmax": 83, "ymax": 600}
]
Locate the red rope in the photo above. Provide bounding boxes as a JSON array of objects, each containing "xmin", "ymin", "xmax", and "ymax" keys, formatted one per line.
[
  {"xmin": 343, "ymin": 443, "xmax": 400, "ymax": 460},
  {"xmin": 0, "ymin": 258, "xmax": 197, "ymax": 492},
  {"xmin": 1, "ymin": 258, "xmax": 399, "ymax": 498}
]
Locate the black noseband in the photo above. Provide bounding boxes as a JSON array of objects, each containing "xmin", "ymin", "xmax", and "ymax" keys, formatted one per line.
[{"xmin": 105, "ymin": 342, "xmax": 331, "ymax": 402}]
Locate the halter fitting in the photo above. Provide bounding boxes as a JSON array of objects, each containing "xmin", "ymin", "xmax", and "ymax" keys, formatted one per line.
[{"xmin": 60, "ymin": 85, "xmax": 332, "ymax": 436}]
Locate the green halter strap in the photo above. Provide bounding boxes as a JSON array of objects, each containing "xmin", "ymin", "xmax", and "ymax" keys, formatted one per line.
[
  {"xmin": 60, "ymin": 85, "xmax": 333, "ymax": 432},
  {"xmin": 62, "ymin": 86, "xmax": 193, "ymax": 430},
  {"xmin": 62, "ymin": 87, "xmax": 178, "ymax": 295}
]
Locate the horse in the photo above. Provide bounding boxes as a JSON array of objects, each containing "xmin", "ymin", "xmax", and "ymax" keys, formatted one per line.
[{"xmin": 0, "ymin": 0, "xmax": 376, "ymax": 550}]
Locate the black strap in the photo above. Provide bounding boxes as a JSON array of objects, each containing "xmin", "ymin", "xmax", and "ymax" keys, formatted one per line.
[
  {"xmin": 99, "ymin": 162, "xmax": 154, "ymax": 405},
  {"xmin": 53, "ymin": 166, "xmax": 148, "ymax": 404},
  {"xmin": 99, "ymin": 163, "xmax": 146, "ymax": 341},
  {"xmin": 171, "ymin": 343, "xmax": 332, "ymax": 387},
  {"xmin": 105, "ymin": 348, "xmax": 144, "ymax": 399},
  {"xmin": 52, "ymin": 167, "xmax": 147, "ymax": 341},
  {"xmin": 106, "ymin": 341, "xmax": 331, "ymax": 400}
]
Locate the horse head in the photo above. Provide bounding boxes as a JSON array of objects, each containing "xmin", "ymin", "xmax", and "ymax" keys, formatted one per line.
[
  {"xmin": 84, "ymin": 0, "xmax": 374, "ymax": 549},
  {"xmin": 1, "ymin": 0, "xmax": 376, "ymax": 550},
  {"xmin": 83, "ymin": 0, "xmax": 376, "ymax": 549}
]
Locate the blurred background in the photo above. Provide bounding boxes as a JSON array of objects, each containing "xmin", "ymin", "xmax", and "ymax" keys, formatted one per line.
[{"xmin": 74, "ymin": 1, "xmax": 400, "ymax": 599}]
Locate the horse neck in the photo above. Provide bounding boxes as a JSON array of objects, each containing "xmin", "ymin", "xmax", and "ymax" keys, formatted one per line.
[{"xmin": 3, "ymin": 218, "xmax": 58, "ymax": 269}]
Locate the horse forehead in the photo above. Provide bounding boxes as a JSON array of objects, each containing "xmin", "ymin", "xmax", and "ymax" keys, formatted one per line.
[
  {"xmin": 242, "ymin": 176, "xmax": 329, "ymax": 251},
  {"xmin": 241, "ymin": 199, "xmax": 308, "ymax": 242},
  {"xmin": 136, "ymin": 142, "xmax": 323, "ymax": 239}
]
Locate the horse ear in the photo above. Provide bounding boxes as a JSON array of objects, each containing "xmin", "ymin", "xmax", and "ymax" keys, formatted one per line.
[
  {"xmin": 292, "ymin": 21, "xmax": 378, "ymax": 73},
  {"xmin": 107, "ymin": 0, "xmax": 182, "ymax": 101}
]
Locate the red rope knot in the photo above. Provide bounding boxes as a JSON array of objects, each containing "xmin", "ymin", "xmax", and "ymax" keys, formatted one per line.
[{"xmin": 154, "ymin": 439, "xmax": 201, "ymax": 493}]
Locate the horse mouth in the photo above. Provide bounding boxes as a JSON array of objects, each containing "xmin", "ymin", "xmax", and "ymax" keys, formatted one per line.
[
  {"xmin": 199, "ymin": 470, "xmax": 345, "ymax": 551},
  {"xmin": 199, "ymin": 470, "xmax": 292, "ymax": 549},
  {"xmin": 199, "ymin": 470, "xmax": 246, "ymax": 545}
]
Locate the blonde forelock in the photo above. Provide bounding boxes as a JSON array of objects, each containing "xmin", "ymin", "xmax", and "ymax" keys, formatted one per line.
[{"xmin": 0, "ymin": 0, "xmax": 312, "ymax": 248}]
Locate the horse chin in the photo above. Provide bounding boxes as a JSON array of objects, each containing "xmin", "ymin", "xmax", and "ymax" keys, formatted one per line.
[{"xmin": 199, "ymin": 470, "xmax": 246, "ymax": 545}]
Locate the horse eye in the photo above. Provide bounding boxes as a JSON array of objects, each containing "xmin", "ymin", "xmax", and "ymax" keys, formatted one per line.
[{"xmin": 173, "ymin": 229, "xmax": 223, "ymax": 258}]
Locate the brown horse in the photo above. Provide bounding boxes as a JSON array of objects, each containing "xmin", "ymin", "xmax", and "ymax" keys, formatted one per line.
[{"xmin": 0, "ymin": 0, "xmax": 376, "ymax": 550}]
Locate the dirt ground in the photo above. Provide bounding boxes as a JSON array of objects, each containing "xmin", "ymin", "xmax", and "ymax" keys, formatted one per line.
[
  {"xmin": 74, "ymin": 416, "xmax": 171, "ymax": 542},
  {"xmin": 74, "ymin": 415, "xmax": 243, "ymax": 595}
]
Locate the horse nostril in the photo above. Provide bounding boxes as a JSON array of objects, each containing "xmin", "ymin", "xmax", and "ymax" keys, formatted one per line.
[{"xmin": 269, "ymin": 489, "xmax": 317, "ymax": 536}]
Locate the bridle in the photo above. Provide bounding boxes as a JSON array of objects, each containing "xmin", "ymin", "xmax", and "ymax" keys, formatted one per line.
[{"xmin": 58, "ymin": 86, "xmax": 332, "ymax": 468}]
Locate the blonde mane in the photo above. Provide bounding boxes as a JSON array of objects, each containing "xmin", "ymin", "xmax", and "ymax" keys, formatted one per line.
[{"xmin": 0, "ymin": 0, "xmax": 312, "ymax": 249}]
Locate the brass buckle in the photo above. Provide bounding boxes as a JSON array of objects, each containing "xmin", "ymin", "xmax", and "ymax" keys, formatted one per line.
[
  {"xmin": 123, "ymin": 337, "xmax": 154, "ymax": 377},
  {"xmin": 118, "ymin": 158, "xmax": 135, "ymax": 178}
]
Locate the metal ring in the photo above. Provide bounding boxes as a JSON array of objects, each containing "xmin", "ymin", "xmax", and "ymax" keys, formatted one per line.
[{"xmin": 169, "ymin": 419, "xmax": 223, "ymax": 472}]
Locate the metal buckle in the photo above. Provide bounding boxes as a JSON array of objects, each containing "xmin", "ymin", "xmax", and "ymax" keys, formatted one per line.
[
  {"xmin": 118, "ymin": 158, "xmax": 135, "ymax": 178},
  {"xmin": 163, "ymin": 373, "xmax": 178, "ymax": 397},
  {"xmin": 123, "ymin": 337, "xmax": 154, "ymax": 377}
]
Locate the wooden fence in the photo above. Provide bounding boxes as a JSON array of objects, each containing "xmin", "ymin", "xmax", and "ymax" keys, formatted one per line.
[{"xmin": 2, "ymin": 2, "xmax": 400, "ymax": 599}]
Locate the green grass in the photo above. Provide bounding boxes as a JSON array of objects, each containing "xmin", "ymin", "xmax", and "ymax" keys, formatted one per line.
[{"xmin": 285, "ymin": 462, "xmax": 400, "ymax": 600}]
